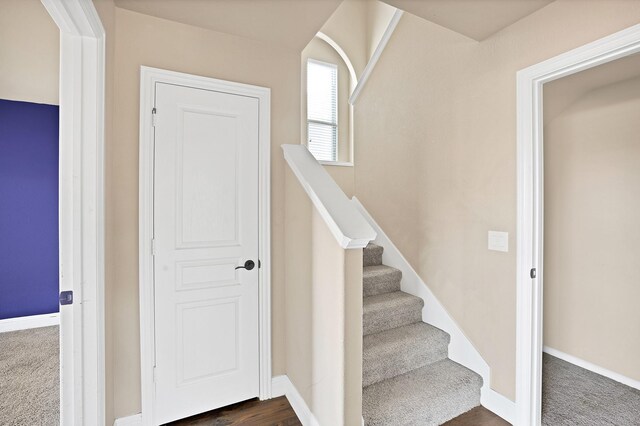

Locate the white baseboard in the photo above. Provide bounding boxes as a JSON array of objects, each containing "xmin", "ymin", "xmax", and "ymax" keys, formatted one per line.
[
  {"xmin": 0, "ymin": 312, "xmax": 60, "ymax": 333},
  {"xmin": 481, "ymin": 388, "xmax": 516, "ymax": 424},
  {"xmin": 352, "ymin": 197, "xmax": 515, "ymax": 424},
  {"xmin": 113, "ymin": 413, "xmax": 141, "ymax": 426},
  {"xmin": 544, "ymin": 346, "xmax": 640, "ymax": 391},
  {"xmin": 272, "ymin": 375, "xmax": 319, "ymax": 426},
  {"xmin": 271, "ymin": 374, "xmax": 289, "ymax": 397}
]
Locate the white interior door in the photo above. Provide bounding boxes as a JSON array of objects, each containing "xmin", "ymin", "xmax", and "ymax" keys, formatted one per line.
[{"xmin": 153, "ymin": 82, "xmax": 260, "ymax": 424}]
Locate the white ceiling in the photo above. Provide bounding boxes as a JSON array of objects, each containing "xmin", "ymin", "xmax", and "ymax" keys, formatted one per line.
[
  {"xmin": 544, "ymin": 52, "xmax": 640, "ymax": 122},
  {"xmin": 382, "ymin": 0, "xmax": 554, "ymax": 41},
  {"xmin": 114, "ymin": 0, "xmax": 343, "ymax": 51}
]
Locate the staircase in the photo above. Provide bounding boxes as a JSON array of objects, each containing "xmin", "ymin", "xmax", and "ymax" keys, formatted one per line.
[{"xmin": 362, "ymin": 243, "xmax": 483, "ymax": 425}]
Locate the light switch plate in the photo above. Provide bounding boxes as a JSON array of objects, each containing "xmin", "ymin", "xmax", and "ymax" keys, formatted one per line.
[{"xmin": 488, "ymin": 231, "xmax": 509, "ymax": 252}]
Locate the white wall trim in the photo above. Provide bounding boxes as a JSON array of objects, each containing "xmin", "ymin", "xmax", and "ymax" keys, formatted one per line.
[
  {"xmin": 316, "ymin": 32, "xmax": 358, "ymax": 92},
  {"xmin": 40, "ymin": 0, "xmax": 106, "ymax": 425},
  {"xmin": 113, "ymin": 414, "xmax": 142, "ymax": 426},
  {"xmin": 349, "ymin": 9, "xmax": 403, "ymax": 105},
  {"xmin": 352, "ymin": 197, "xmax": 515, "ymax": 424},
  {"xmin": 271, "ymin": 376, "xmax": 319, "ymax": 426},
  {"xmin": 138, "ymin": 66, "xmax": 272, "ymax": 426},
  {"xmin": 282, "ymin": 145, "xmax": 376, "ymax": 249},
  {"xmin": 543, "ymin": 347, "xmax": 640, "ymax": 391},
  {"xmin": 318, "ymin": 160, "xmax": 354, "ymax": 167},
  {"xmin": 0, "ymin": 313, "xmax": 60, "ymax": 333},
  {"xmin": 516, "ymin": 23, "xmax": 640, "ymax": 426}
]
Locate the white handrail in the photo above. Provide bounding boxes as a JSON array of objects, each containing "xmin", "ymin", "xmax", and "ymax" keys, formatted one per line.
[{"xmin": 282, "ymin": 144, "xmax": 376, "ymax": 249}]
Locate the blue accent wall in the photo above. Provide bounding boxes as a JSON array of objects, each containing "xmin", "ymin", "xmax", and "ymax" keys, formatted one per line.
[{"xmin": 0, "ymin": 99, "xmax": 59, "ymax": 320}]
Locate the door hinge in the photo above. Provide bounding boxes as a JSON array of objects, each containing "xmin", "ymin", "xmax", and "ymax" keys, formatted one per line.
[
  {"xmin": 153, "ymin": 366, "xmax": 157, "ymax": 382},
  {"xmin": 530, "ymin": 268, "xmax": 537, "ymax": 279},
  {"xmin": 152, "ymin": 107, "xmax": 157, "ymax": 126},
  {"xmin": 151, "ymin": 238, "xmax": 156, "ymax": 256}
]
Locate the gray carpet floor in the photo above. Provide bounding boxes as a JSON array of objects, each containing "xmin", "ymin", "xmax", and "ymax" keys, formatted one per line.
[
  {"xmin": 0, "ymin": 326, "xmax": 59, "ymax": 426},
  {"xmin": 543, "ymin": 353, "xmax": 640, "ymax": 425}
]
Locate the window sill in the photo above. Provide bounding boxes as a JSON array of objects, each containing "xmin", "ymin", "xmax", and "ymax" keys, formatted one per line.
[{"xmin": 319, "ymin": 161, "xmax": 354, "ymax": 167}]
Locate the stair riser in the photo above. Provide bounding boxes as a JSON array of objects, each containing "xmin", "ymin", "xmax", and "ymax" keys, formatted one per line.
[
  {"xmin": 363, "ymin": 342, "xmax": 448, "ymax": 387},
  {"xmin": 363, "ymin": 271, "xmax": 401, "ymax": 297},
  {"xmin": 364, "ymin": 307, "xmax": 422, "ymax": 336},
  {"xmin": 363, "ymin": 246, "xmax": 383, "ymax": 267}
]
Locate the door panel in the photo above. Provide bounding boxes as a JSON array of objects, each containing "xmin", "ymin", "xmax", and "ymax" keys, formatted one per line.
[{"xmin": 153, "ymin": 82, "xmax": 259, "ymax": 424}]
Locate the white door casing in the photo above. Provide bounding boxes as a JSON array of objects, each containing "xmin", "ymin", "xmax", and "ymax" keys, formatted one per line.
[
  {"xmin": 40, "ymin": 0, "xmax": 106, "ymax": 424},
  {"xmin": 139, "ymin": 67, "xmax": 271, "ymax": 426}
]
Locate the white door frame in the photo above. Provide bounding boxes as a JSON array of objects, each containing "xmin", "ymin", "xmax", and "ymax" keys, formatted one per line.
[
  {"xmin": 138, "ymin": 66, "xmax": 272, "ymax": 426},
  {"xmin": 39, "ymin": 0, "xmax": 106, "ymax": 425},
  {"xmin": 515, "ymin": 23, "xmax": 640, "ymax": 426}
]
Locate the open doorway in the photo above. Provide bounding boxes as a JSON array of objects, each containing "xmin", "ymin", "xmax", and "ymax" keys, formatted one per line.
[
  {"xmin": 1, "ymin": 0, "xmax": 106, "ymax": 424},
  {"xmin": 541, "ymin": 52, "xmax": 640, "ymax": 425},
  {"xmin": 516, "ymin": 23, "xmax": 640, "ymax": 426},
  {"xmin": 0, "ymin": 1, "xmax": 61, "ymax": 423}
]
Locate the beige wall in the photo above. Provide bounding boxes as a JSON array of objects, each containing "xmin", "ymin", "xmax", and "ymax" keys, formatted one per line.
[
  {"xmin": 366, "ymin": 0, "xmax": 396, "ymax": 59},
  {"xmin": 352, "ymin": 0, "xmax": 640, "ymax": 399},
  {"xmin": 0, "ymin": 0, "xmax": 59, "ymax": 104},
  {"xmin": 543, "ymin": 76, "xmax": 640, "ymax": 381},
  {"xmin": 284, "ymin": 168, "xmax": 363, "ymax": 425},
  {"xmin": 319, "ymin": 0, "xmax": 368, "ymax": 79},
  {"xmin": 104, "ymin": 7, "xmax": 300, "ymax": 419}
]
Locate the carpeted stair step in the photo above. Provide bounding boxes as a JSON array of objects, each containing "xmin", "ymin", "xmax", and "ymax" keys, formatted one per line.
[
  {"xmin": 363, "ymin": 291, "xmax": 423, "ymax": 336},
  {"xmin": 363, "ymin": 322, "xmax": 450, "ymax": 387},
  {"xmin": 363, "ymin": 243, "xmax": 384, "ymax": 267},
  {"xmin": 363, "ymin": 265, "xmax": 402, "ymax": 297},
  {"xmin": 363, "ymin": 359, "xmax": 482, "ymax": 426}
]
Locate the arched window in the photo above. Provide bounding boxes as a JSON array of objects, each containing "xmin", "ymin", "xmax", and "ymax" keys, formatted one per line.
[{"xmin": 302, "ymin": 36, "xmax": 354, "ymax": 165}]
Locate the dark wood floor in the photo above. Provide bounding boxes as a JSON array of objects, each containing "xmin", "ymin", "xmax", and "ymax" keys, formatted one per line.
[
  {"xmin": 166, "ymin": 397, "xmax": 509, "ymax": 425},
  {"xmin": 166, "ymin": 397, "xmax": 301, "ymax": 426},
  {"xmin": 443, "ymin": 406, "xmax": 511, "ymax": 425}
]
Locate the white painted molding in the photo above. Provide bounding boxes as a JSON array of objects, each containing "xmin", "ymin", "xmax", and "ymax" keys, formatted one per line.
[
  {"xmin": 0, "ymin": 313, "xmax": 60, "ymax": 333},
  {"xmin": 282, "ymin": 145, "xmax": 376, "ymax": 249},
  {"xmin": 271, "ymin": 375, "xmax": 289, "ymax": 398},
  {"xmin": 349, "ymin": 9, "xmax": 403, "ymax": 105},
  {"xmin": 40, "ymin": 0, "xmax": 106, "ymax": 424},
  {"xmin": 352, "ymin": 197, "xmax": 515, "ymax": 424},
  {"xmin": 516, "ymin": 23, "xmax": 640, "ymax": 426},
  {"xmin": 113, "ymin": 414, "xmax": 142, "ymax": 426},
  {"xmin": 319, "ymin": 160, "xmax": 354, "ymax": 168},
  {"xmin": 316, "ymin": 32, "xmax": 358, "ymax": 93},
  {"xmin": 139, "ymin": 66, "xmax": 272, "ymax": 425},
  {"xmin": 482, "ymin": 388, "xmax": 516, "ymax": 424},
  {"xmin": 544, "ymin": 347, "xmax": 640, "ymax": 391},
  {"xmin": 271, "ymin": 376, "xmax": 319, "ymax": 426}
]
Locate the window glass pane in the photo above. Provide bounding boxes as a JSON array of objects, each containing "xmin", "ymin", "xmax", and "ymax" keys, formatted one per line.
[
  {"xmin": 307, "ymin": 60, "xmax": 337, "ymax": 124},
  {"xmin": 307, "ymin": 59, "xmax": 338, "ymax": 162},
  {"xmin": 308, "ymin": 122, "xmax": 337, "ymax": 162}
]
